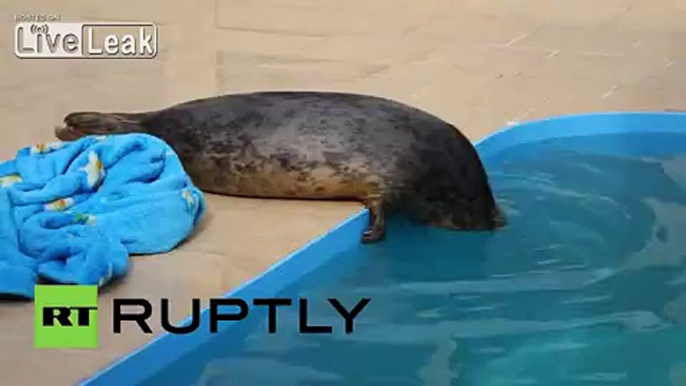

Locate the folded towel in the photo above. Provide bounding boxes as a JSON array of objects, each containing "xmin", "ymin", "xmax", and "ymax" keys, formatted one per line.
[{"xmin": 0, "ymin": 134, "xmax": 206, "ymax": 299}]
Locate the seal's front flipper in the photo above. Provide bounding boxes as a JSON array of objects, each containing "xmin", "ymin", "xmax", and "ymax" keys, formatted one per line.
[{"xmin": 361, "ymin": 195, "xmax": 386, "ymax": 244}]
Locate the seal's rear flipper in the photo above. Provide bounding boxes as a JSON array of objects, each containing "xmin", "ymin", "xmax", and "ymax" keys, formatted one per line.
[
  {"xmin": 65, "ymin": 112, "xmax": 145, "ymax": 133},
  {"xmin": 55, "ymin": 112, "xmax": 149, "ymax": 141}
]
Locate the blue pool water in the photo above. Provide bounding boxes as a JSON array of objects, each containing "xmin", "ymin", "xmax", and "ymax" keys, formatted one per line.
[{"xmin": 144, "ymin": 132, "xmax": 686, "ymax": 386}]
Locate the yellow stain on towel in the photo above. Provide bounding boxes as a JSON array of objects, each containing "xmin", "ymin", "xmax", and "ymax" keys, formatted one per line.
[
  {"xmin": 0, "ymin": 174, "xmax": 22, "ymax": 188},
  {"xmin": 30, "ymin": 141, "xmax": 64, "ymax": 155},
  {"xmin": 74, "ymin": 213, "xmax": 97, "ymax": 225},
  {"xmin": 182, "ymin": 188, "xmax": 195, "ymax": 208},
  {"xmin": 81, "ymin": 151, "xmax": 105, "ymax": 188},
  {"xmin": 98, "ymin": 263, "xmax": 114, "ymax": 287},
  {"xmin": 45, "ymin": 197, "xmax": 75, "ymax": 211}
]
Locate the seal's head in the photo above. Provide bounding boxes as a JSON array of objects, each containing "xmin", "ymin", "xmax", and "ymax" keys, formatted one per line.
[
  {"xmin": 407, "ymin": 166, "xmax": 507, "ymax": 233},
  {"xmin": 423, "ymin": 199, "xmax": 507, "ymax": 232},
  {"xmin": 55, "ymin": 112, "xmax": 145, "ymax": 141}
]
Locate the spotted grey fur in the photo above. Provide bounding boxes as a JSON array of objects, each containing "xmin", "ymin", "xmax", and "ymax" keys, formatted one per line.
[{"xmin": 55, "ymin": 91, "xmax": 506, "ymax": 243}]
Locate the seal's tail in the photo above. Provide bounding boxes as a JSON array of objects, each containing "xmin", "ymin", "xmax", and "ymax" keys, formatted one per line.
[
  {"xmin": 65, "ymin": 112, "xmax": 146, "ymax": 133},
  {"xmin": 56, "ymin": 111, "xmax": 150, "ymax": 140}
]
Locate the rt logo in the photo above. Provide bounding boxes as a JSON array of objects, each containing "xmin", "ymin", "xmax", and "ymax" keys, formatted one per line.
[{"xmin": 34, "ymin": 285, "xmax": 98, "ymax": 349}]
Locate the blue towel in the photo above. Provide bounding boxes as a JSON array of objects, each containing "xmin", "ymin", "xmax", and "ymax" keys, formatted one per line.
[{"xmin": 0, "ymin": 134, "xmax": 206, "ymax": 299}]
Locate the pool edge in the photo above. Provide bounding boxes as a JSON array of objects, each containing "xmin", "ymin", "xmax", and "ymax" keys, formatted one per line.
[
  {"xmin": 79, "ymin": 209, "xmax": 370, "ymax": 385},
  {"xmin": 78, "ymin": 110, "xmax": 686, "ymax": 385}
]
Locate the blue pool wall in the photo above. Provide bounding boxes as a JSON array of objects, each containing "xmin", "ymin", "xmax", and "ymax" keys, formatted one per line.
[{"xmin": 80, "ymin": 111, "xmax": 686, "ymax": 386}]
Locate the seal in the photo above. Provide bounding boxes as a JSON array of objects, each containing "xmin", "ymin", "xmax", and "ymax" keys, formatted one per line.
[{"xmin": 55, "ymin": 91, "xmax": 506, "ymax": 243}]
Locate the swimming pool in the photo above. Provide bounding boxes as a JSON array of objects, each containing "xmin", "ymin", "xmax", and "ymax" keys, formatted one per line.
[{"xmin": 83, "ymin": 112, "xmax": 686, "ymax": 386}]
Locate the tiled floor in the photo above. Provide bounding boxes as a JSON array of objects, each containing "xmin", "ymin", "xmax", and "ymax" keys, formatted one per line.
[{"xmin": 1, "ymin": 0, "xmax": 685, "ymax": 384}]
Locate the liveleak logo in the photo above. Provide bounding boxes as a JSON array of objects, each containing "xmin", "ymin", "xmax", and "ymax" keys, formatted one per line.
[
  {"xmin": 15, "ymin": 22, "xmax": 157, "ymax": 59},
  {"xmin": 34, "ymin": 285, "xmax": 371, "ymax": 349}
]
